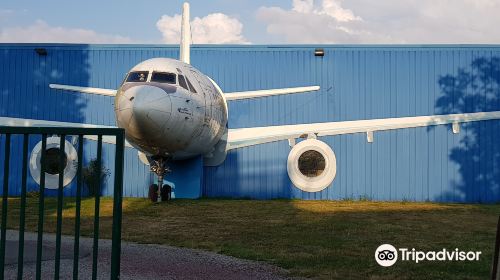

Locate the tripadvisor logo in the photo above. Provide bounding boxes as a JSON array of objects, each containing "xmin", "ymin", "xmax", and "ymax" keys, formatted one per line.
[
  {"xmin": 375, "ymin": 244, "xmax": 398, "ymax": 267},
  {"xmin": 375, "ymin": 244, "xmax": 481, "ymax": 267}
]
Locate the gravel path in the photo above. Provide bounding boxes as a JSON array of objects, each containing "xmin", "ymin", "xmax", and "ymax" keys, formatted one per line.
[{"xmin": 4, "ymin": 230, "xmax": 295, "ymax": 279}]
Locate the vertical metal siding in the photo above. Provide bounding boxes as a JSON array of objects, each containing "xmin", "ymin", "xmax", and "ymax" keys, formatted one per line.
[
  {"xmin": 202, "ymin": 46, "xmax": 500, "ymax": 202},
  {"xmin": 1, "ymin": 44, "xmax": 500, "ymax": 202}
]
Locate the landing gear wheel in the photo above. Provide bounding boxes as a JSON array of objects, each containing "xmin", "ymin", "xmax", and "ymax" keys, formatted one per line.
[
  {"xmin": 148, "ymin": 184, "xmax": 159, "ymax": 202},
  {"xmin": 161, "ymin": 184, "xmax": 172, "ymax": 201}
]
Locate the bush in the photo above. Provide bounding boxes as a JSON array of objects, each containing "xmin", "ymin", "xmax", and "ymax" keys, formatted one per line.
[{"xmin": 82, "ymin": 158, "xmax": 110, "ymax": 197}]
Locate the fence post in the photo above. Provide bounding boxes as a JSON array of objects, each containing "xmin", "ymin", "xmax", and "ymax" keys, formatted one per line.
[
  {"xmin": 54, "ymin": 135, "xmax": 66, "ymax": 279},
  {"xmin": 492, "ymin": 215, "xmax": 500, "ymax": 280},
  {"xmin": 73, "ymin": 134, "xmax": 84, "ymax": 280},
  {"xmin": 92, "ymin": 136, "xmax": 103, "ymax": 280},
  {"xmin": 0, "ymin": 134, "xmax": 11, "ymax": 279},
  {"xmin": 111, "ymin": 130, "xmax": 125, "ymax": 280},
  {"xmin": 17, "ymin": 134, "xmax": 29, "ymax": 279},
  {"xmin": 36, "ymin": 134, "xmax": 47, "ymax": 280}
]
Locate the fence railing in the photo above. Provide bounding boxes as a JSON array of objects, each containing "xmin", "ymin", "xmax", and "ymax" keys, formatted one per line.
[
  {"xmin": 0, "ymin": 126, "xmax": 125, "ymax": 280},
  {"xmin": 492, "ymin": 215, "xmax": 500, "ymax": 280}
]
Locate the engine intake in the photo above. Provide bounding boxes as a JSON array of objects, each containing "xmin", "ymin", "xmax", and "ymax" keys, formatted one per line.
[
  {"xmin": 287, "ymin": 139, "xmax": 337, "ymax": 192},
  {"xmin": 29, "ymin": 136, "xmax": 78, "ymax": 189}
]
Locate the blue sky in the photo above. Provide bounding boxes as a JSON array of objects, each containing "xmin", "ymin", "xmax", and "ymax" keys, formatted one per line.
[
  {"xmin": 0, "ymin": 0, "xmax": 287, "ymax": 44},
  {"xmin": 1, "ymin": 0, "xmax": 499, "ymax": 44}
]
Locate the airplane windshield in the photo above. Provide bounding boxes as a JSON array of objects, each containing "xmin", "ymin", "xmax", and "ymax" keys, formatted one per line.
[
  {"xmin": 126, "ymin": 71, "xmax": 149, "ymax": 82},
  {"xmin": 178, "ymin": 75, "xmax": 189, "ymax": 90},
  {"xmin": 185, "ymin": 78, "xmax": 197, "ymax": 93},
  {"xmin": 151, "ymin": 72, "xmax": 176, "ymax": 84}
]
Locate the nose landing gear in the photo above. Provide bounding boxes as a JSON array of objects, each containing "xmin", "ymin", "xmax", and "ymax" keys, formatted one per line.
[
  {"xmin": 149, "ymin": 157, "xmax": 171, "ymax": 203},
  {"xmin": 148, "ymin": 184, "xmax": 172, "ymax": 202}
]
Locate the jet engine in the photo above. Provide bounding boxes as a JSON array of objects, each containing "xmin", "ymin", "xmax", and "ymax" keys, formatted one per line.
[
  {"xmin": 287, "ymin": 138, "xmax": 337, "ymax": 192},
  {"xmin": 29, "ymin": 136, "xmax": 78, "ymax": 189}
]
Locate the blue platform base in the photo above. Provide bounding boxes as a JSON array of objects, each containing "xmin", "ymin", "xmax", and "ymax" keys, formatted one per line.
[{"xmin": 164, "ymin": 156, "xmax": 203, "ymax": 199}]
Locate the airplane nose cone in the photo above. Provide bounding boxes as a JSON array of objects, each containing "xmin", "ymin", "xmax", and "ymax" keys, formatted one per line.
[{"xmin": 115, "ymin": 85, "xmax": 173, "ymax": 147}]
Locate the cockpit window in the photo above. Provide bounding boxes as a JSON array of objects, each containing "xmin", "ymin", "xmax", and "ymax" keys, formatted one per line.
[
  {"xmin": 151, "ymin": 72, "xmax": 176, "ymax": 84},
  {"xmin": 178, "ymin": 75, "xmax": 189, "ymax": 91},
  {"xmin": 120, "ymin": 73, "xmax": 128, "ymax": 86},
  {"xmin": 185, "ymin": 78, "xmax": 197, "ymax": 93},
  {"xmin": 126, "ymin": 71, "xmax": 149, "ymax": 82}
]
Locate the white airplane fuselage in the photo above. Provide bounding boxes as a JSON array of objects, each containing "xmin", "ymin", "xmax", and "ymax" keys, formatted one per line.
[{"xmin": 115, "ymin": 58, "xmax": 228, "ymax": 160}]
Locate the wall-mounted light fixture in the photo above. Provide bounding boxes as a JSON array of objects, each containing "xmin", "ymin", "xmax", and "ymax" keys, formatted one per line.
[
  {"xmin": 35, "ymin": 48, "xmax": 48, "ymax": 56},
  {"xmin": 314, "ymin": 48, "xmax": 325, "ymax": 57}
]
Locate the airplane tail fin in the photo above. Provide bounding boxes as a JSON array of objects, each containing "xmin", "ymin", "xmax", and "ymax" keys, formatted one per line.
[{"xmin": 180, "ymin": 2, "xmax": 191, "ymax": 64}]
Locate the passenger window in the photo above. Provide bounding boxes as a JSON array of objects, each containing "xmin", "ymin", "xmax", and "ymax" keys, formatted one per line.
[
  {"xmin": 126, "ymin": 71, "xmax": 149, "ymax": 82},
  {"xmin": 151, "ymin": 72, "xmax": 176, "ymax": 84},
  {"xmin": 178, "ymin": 75, "xmax": 189, "ymax": 91},
  {"xmin": 186, "ymin": 78, "xmax": 197, "ymax": 93}
]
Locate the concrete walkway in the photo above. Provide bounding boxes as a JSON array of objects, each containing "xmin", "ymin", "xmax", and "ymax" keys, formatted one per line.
[{"xmin": 4, "ymin": 230, "xmax": 294, "ymax": 279}]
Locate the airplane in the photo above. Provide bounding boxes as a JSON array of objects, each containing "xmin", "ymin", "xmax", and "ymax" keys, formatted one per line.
[{"xmin": 2, "ymin": 2, "xmax": 500, "ymax": 202}]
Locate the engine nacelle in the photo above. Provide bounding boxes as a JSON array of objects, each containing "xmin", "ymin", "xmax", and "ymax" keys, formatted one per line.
[
  {"xmin": 287, "ymin": 138, "xmax": 337, "ymax": 192},
  {"xmin": 29, "ymin": 136, "xmax": 78, "ymax": 189}
]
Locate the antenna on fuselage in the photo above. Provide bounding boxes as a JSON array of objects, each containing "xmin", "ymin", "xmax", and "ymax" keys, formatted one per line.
[{"xmin": 180, "ymin": 2, "xmax": 191, "ymax": 64}]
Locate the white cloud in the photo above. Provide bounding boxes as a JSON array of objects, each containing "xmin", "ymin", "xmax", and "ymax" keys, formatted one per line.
[
  {"xmin": 291, "ymin": 0, "xmax": 359, "ymax": 22},
  {"xmin": 156, "ymin": 13, "xmax": 249, "ymax": 44},
  {"xmin": 257, "ymin": 0, "xmax": 500, "ymax": 43},
  {"xmin": 320, "ymin": 0, "xmax": 359, "ymax": 22},
  {"xmin": 292, "ymin": 0, "xmax": 314, "ymax": 13},
  {"xmin": 0, "ymin": 20, "xmax": 132, "ymax": 43}
]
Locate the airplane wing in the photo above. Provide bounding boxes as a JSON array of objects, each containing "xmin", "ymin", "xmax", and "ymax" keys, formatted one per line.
[
  {"xmin": 224, "ymin": 86, "xmax": 320, "ymax": 101},
  {"xmin": 0, "ymin": 117, "xmax": 133, "ymax": 147},
  {"xmin": 51, "ymin": 80, "xmax": 319, "ymax": 101},
  {"xmin": 49, "ymin": 83, "xmax": 320, "ymax": 100},
  {"xmin": 49, "ymin": 84, "xmax": 116, "ymax": 96},
  {"xmin": 227, "ymin": 111, "xmax": 500, "ymax": 150}
]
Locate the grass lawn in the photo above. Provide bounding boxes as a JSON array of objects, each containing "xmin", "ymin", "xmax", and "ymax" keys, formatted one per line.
[{"xmin": 1, "ymin": 197, "xmax": 499, "ymax": 279}]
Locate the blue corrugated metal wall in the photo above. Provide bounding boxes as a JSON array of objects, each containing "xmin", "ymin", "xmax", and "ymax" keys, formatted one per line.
[{"xmin": 1, "ymin": 44, "xmax": 499, "ymax": 202}]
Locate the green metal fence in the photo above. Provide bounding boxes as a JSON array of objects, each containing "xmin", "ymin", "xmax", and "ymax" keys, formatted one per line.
[
  {"xmin": 0, "ymin": 126, "xmax": 125, "ymax": 280},
  {"xmin": 492, "ymin": 216, "xmax": 500, "ymax": 280}
]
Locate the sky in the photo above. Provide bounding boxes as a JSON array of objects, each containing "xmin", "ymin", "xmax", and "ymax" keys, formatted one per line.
[{"xmin": 0, "ymin": 0, "xmax": 499, "ymax": 44}]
